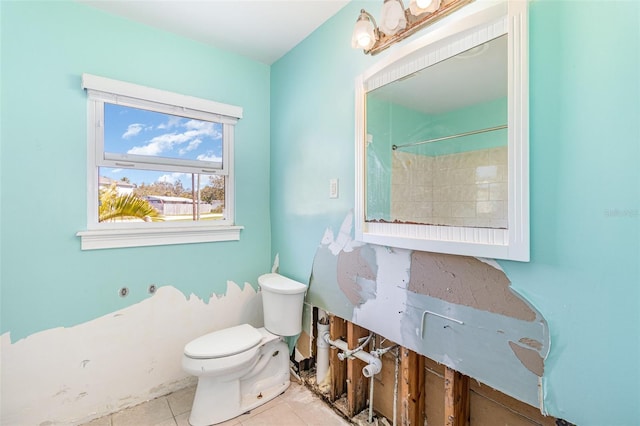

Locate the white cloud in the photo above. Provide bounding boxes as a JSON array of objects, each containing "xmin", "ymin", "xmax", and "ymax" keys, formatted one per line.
[
  {"xmin": 157, "ymin": 116, "xmax": 183, "ymax": 130},
  {"xmin": 184, "ymin": 120, "xmax": 209, "ymax": 131},
  {"xmin": 197, "ymin": 153, "xmax": 222, "ymax": 162},
  {"xmin": 157, "ymin": 172, "xmax": 187, "ymax": 185},
  {"xmin": 122, "ymin": 123, "xmax": 143, "ymax": 139},
  {"xmin": 128, "ymin": 132, "xmax": 193, "ymax": 155},
  {"xmin": 179, "ymin": 138, "xmax": 202, "ymax": 155},
  {"xmin": 127, "ymin": 121, "xmax": 220, "ymax": 157}
]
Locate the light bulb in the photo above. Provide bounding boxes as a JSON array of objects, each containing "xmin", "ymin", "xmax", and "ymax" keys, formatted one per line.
[
  {"xmin": 409, "ymin": 0, "xmax": 440, "ymax": 16},
  {"xmin": 379, "ymin": 0, "xmax": 407, "ymax": 36},
  {"xmin": 351, "ymin": 11, "xmax": 377, "ymax": 50},
  {"xmin": 358, "ymin": 34, "xmax": 372, "ymax": 48}
]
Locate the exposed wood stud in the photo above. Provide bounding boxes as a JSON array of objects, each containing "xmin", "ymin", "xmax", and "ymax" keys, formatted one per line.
[
  {"xmin": 329, "ymin": 315, "xmax": 347, "ymax": 402},
  {"xmin": 318, "ymin": 320, "xmax": 555, "ymax": 425},
  {"xmin": 346, "ymin": 322, "xmax": 370, "ymax": 417},
  {"xmin": 444, "ymin": 366, "xmax": 470, "ymax": 426},
  {"xmin": 399, "ymin": 348, "xmax": 425, "ymax": 425}
]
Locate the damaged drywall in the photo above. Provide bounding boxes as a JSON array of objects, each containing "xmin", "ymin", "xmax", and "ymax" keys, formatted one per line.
[
  {"xmin": 336, "ymin": 246, "xmax": 378, "ymax": 306},
  {"xmin": 408, "ymin": 252, "xmax": 536, "ymax": 321},
  {"xmin": 307, "ymin": 212, "xmax": 550, "ymax": 410},
  {"xmin": 509, "ymin": 341, "xmax": 545, "ymax": 377},
  {"xmin": 0, "ymin": 281, "xmax": 263, "ymax": 426}
]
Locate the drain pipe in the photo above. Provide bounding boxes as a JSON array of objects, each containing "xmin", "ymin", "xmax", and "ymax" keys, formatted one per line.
[
  {"xmin": 316, "ymin": 319, "xmax": 398, "ymax": 424},
  {"xmin": 316, "ymin": 312, "xmax": 330, "ymax": 385},
  {"xmin": 367, "ymin": 336, "xmax": 376, "ymax": 423},
  {"xmin": 393, "ymin": 347, "xmax": 399, "ymax": 426},
  {"xmin": 368, "ymin": 363, "xmax": 375, "ymax": 423},
  {"xmin": 369, "ymin": 344, "xmax": 400, "ymax": 426},
  {"xmin": 319, "ymin": 329, "xmax": 382, "ymax": 378}
]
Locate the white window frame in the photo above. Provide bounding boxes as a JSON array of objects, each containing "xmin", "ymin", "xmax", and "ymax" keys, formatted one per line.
[{"xmin": 77, "ymin": 74, "xmax": 244, "ymax": 250}]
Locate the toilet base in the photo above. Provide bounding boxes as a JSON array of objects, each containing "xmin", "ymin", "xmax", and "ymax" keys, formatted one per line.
[{"xmin": 188, "ymin": 338, "xmax": 290, "ymax": 426}]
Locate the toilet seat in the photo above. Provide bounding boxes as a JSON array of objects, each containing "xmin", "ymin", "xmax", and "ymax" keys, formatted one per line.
[{"xmin": 184, "ymin": 324, "xmax": 262, "ymax": 359}]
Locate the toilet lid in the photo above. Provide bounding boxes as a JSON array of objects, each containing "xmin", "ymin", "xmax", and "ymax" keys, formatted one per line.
[{"xmin": 184, "ymin": 324, "xmax": 262, "ymax": 359}]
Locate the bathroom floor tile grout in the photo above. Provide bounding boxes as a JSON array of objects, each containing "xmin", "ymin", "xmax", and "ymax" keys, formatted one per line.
[{"xmin": 81, "ymin": 381, "xmax": 351, "ymax": 426}]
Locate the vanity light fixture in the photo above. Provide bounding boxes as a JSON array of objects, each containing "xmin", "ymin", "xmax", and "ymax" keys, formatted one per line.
[
  {"xmin": 379, "ymin": 0, "xmax": 407, "ymax": 36},
  {"xmin": 351, "ymin": 10, "xmax": 378, "ymax": 50},
  {"xmin": 352, "ymin": 0, "xmax": 474, "ymax": 55},
  {"xmin": 409, "ymin": 0, "xmax": 441, "ymax": 16}
]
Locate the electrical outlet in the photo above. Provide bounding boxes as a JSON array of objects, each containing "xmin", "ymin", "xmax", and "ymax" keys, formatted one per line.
[{"xmin": 329, "ymin": 178, "xmax": 339, "ymax": 199}]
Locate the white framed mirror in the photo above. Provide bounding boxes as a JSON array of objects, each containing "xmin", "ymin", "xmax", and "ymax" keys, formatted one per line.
[{"xmin": 355, "ymin": 0, "xmax": 529, "ymax": 261}]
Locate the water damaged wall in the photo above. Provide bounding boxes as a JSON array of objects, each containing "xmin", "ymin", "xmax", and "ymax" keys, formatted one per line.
[
  {"xmin": 308, "ymin": 213, "xmax": 549, "ymax": 410},
  {"xmin": 0, "ymin": 282, "xmax": 263, "ymax": 425},
  {"xmin": 1, "ymin": 2, "xmax": 272, "ymax": 424}
]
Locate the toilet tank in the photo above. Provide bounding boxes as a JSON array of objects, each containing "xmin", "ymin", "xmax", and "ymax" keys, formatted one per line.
[{"xmin": 258, "ymin": 273, "xmax": 307, "ymax": 337}]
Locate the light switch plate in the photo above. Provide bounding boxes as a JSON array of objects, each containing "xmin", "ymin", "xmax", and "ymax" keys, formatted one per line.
[{"xmin": 329, "ymin": 178, "xmax": 339, "ymax": 199}]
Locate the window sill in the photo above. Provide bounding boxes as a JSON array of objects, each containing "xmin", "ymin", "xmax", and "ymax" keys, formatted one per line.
[{"xmin": 76, "ymin": 225, "xmax": 244, "ymax": 250}]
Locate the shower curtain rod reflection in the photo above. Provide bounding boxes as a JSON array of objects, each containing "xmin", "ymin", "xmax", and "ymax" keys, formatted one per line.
[{"xmin": 391, "ymin": 124, "xmax": 507, "ymax": 151}]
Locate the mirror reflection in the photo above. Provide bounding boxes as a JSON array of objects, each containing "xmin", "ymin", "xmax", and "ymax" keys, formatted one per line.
[{"xmin": 365, "ymin": 34, "xmax": 508, "ymax": 229}]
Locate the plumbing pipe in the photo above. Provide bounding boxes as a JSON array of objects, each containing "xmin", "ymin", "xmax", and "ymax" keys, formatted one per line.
[
  {"xmin": 368, "ymin": 335, "xmax": 376, "ymax": 424},
  {"xmin": 393, "ymin": 347, "xmax": 399, "ymax": 426},
  {"xmin": 316, "ymin": 319, "xmax": 330, "ymax": 385},
  {"xmin": 317, "ymin": 308, "xmax": 328, "ymax": 322},
  {"xmin": 321, "ymin": 331, "xmax": 382, "ymax": 378},
  {"xmin": 368, "ymin": 364, "xmax": 375, "ymax": 423},
  {"xmin": 289, "ymin": 362, "xmax": 302, "ymax": 383},
  {"xmin": 372, "ymin": 344, "xmax": 398, "ymax": 358},
  {"xmin": 340, "ymin": 333, "xmax": 372, "ymax": 361},
  {"xmin": 365, "ymin": 342, "xmax": 401, "ymax": 424}
]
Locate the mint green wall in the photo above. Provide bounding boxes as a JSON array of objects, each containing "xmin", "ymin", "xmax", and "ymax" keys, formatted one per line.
[
  {"xmin": 503, "ymin": 1, "xmax": 639, "ymax": 422},
  {"xmin": 0, "ymin": 1, "xmax": 272, "ymax": 341},
  {"xmin": 271, "ymin": 1, "xmax": 639, "ymax": 425},
  {"xmin": 269, "ymin": 5, "xmax": 370, "ymax": 285}
]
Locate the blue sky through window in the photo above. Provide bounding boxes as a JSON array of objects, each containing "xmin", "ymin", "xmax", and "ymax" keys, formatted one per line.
[{"xmin": 103, "ymin": 104, "xmax": 223, "ymax": 189}]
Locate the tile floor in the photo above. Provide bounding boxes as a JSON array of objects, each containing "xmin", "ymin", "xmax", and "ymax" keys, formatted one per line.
[{"xmin": 81, "ymin": 380, "xmax": 351, "ymax": 426}]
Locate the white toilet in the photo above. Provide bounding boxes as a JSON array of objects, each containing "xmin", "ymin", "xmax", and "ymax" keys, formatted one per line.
[{"xmin": 182, "ymin": 273, "xmax": 307, "ymax": 426}]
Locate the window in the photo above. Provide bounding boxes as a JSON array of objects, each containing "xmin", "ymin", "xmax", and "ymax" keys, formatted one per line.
[{"xmin": 77, "ymin": 74, "xmax": 244, "ymax": 250}]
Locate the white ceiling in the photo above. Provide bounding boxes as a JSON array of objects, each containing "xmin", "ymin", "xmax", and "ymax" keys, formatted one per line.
[{"xmin": 79, "ymin": 0, "xmax": 350, "ymax": 65}]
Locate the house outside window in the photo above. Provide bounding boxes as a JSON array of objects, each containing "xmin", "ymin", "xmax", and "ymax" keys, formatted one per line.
[{"xmin": 77, "ymin": 74, "xmax": 243, "ymax": 250}]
